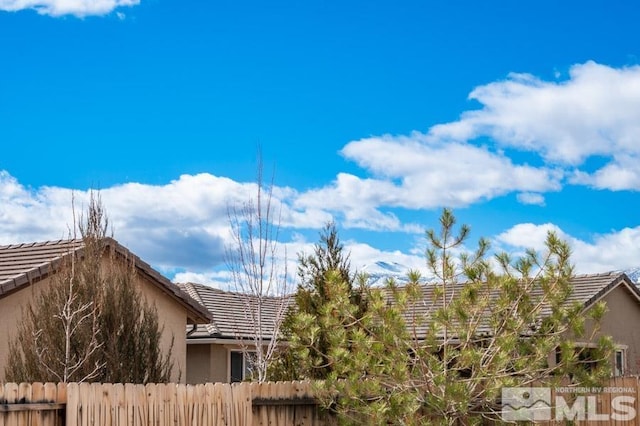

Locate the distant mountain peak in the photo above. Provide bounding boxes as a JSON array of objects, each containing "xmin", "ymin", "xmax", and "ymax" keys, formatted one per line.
[
  {"xmin": 356, "ymin": 263, "xmax": 640, "ymax": 287},
  {"xmin": 368, "ymin": 261, "xmax": 406, "ymax": 273},
  {"xmin": 623, "ymin": 268, "xmax": 640, "ymax": 284},
  {"xmin": 357, "ymin": 260, "xmax": 418, "ymax": 286}
]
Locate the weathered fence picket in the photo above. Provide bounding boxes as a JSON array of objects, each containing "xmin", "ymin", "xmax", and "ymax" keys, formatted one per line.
[{"xmin": 6, "ymin": 378, "xmax": 640, "ymax": 425}]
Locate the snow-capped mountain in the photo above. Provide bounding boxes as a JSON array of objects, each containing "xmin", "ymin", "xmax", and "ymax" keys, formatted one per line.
[
  {"xmin": 622, "ymin": 268, "xmax": 640, "ymax": 284},
  {"xmin": 356, "ymin": 261, "xmax": 640, "ymax": 287},
  {"xmin": 357, "ymin": 261, "xmax": 421, "ymax": 287}
]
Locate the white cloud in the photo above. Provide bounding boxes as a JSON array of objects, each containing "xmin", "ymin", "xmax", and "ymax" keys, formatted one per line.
[
  {"xmin": 0, "ymin": 0, "xmax": 139, "ymax": 17},
  {"xmin": 341, "ymin": 135, "xmax": 562, "ymax": 206},
  {"xmin": 570, "ymin": 154, "xmax": 640, "ymax": 190},
  {"xmin": 0, "ymin": 171, "xmax": 76, "ymax": 243},
  {"xmin": 347, "ymin": 241, "xmax": 427, "ymax": 275},
  {"xmin": 2, "ymin": 169, "xmax": 639, "ymax": 285},
  {"xmin": 293, "ymin": 134, "xmax": 562, "ymax": 229},
  {"xmin": 294, "ymin": 173, "xmax": 408, "ymax": 230},
  {"xmin": 429, "ymin": 61, "xmax": 640, "ymax": 190},
  {"xmin": 294, "ymin": 61, "xmax": 640, "ymax": 230},
  {"xmin": 495, "ymin": 223, "xmax": 640, "ymax": 274},
  {"xmin": 516, "ymin": 192, "xmax": 545, "ymax": 206},
  {"xmin": 570, "ymin": 227, "xmax": 640, "ymax": 274},
  {"xmin": 172, "ymin": 271, "xmax": 228, "ymax": 289},
  {"xmin": 0, "ymin": 171, "xmax": 316, "ymax": 275},
  {"xmin": 495, "ymin": 223, "xmax": 567, "ymax": 252}
]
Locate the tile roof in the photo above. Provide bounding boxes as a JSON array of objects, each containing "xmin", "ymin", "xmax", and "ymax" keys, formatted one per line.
[
  {"xmin": 394, "ymin": 271, "xmax": 638, "ymax": 339},
  {"xmin": 180, "ymin": 282, "xmax": 292, "ymax": 340},
  {"xmin": 0, "ymin": 239, "xmax": 83, "ymax": 293},
  {"xmin": 0, "ymin": 238, "xmax": 211, "ymax": 324},
  {"xmin": 182, "ymin": 271, "xmax": 638, "ymax": 342}
]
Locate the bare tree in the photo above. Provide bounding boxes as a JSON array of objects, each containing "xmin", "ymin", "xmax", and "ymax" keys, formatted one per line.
[
  {"xmin": 225, "ymin": 153, "xmax": 291, "ymax": 382},
  {"xmin": 7, "ymin": 248, "xmax": 105, "ymax": 383}
]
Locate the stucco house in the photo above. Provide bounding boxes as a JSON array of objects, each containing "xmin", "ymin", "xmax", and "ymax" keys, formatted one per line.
[
  {"xmin": 180, "ymin": 282, "xmax": 291, "ymax": 384},
  {"xmin": 0, "ymin": 238, "xmax": 211, "ymax": 383},
  {"xmin": 183, "ymin": 271, "xmax": 640, "ymax": 383},
  {"xmin": 401, "ymin": 271, "xmax": 640, "ymax": 377}
]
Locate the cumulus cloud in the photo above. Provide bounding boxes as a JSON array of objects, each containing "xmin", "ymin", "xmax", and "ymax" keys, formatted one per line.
[
  {"xmin": 340, "ymin": 135, "xmax": 562, "ymax": 207},
  {"xmin": 0, "ymin": 0, "xmax": 139, "ymax": 17},
  {"xmin": 295, "ymin": 61, "xmax": 640, "ymax": 229},
  {"xmin": 0, "ymin": 171, "xmax": 76, "ymax": 243},
  {"xmin": 294, "ymin": 134, "xmax": 562, "ymax": 229},
  {"xmin": 347, "ymin": 241, "xmax": 428, "ymax": 275},
  {"xmin": 2, "ymin": 169, "xmax": 640, "ymax": 286},
  {"xmin": 495, "ymin": 223, "xmax": 568, "ymax": 252},
  {"xmin": 570, "ymin": 154, "xmax": 640, "ymax": 190},
  {"xmin": 430, "ymin": 61, "xmax": 640, "ymax": 190},
  {"xmin": 495, "ymin": 223, "xmax": 640, "ymax": 274},
  {"xmin": 0, "ymin": 171, "xmax": 313, "ymax": 277}
]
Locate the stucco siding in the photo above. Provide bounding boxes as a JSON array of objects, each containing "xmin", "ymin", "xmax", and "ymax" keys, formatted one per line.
[
  {"xmin": 0, "ymin": 280, "xmax": 46, "ymax": 380},
  {"xmin": 588, "ymin": 284, "xmax": 640, "ymax": 375},
  {"xmin": 137, "ymin": 275, "xmax": 188, "ymax": 383},
  {"xmin": 186, "ymin": 343, "xmax": 212, "ymax": 384},
  {"xmin": 186, "ymin": 343, "xmax": 230, "ymax": 383},
  {"xmin": 0, "ymin": 267, "xmax": 189, "ymax": 383},
  {"xmin": 209, "ymin": 344, "xmax": 228, "ymax": 383}
]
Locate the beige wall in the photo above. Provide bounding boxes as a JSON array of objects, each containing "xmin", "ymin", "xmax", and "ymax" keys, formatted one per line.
[
  {"xmin": 548, "ymin": 283, "xmax": 640, "ymax": 375},
  {"xmin": 0, "ymin": 280, "xmax": 46, "ymax": 381},
  {"xmin": 586, "ymin": 284, "xmax": 640, "ymax": 375},
  {"xmin": 186, "ymin": 344, "xmax": 211, "ymax": 384},
  {"xmin": 137, "ymin": 275, "xmax": 188, "ymax": 383},
  {"xmin": 186, "ymin": 343, "xmax": 241, "ymax": 384},
  {"xmin": 0, "ymin": 263, "xmax": 189, "ymax": 383},
  {"xmin": 210, "ymin": 345, "xmax": 229, "ymax": 382}
]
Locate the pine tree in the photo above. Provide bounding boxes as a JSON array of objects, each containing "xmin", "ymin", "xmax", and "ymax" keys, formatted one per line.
[
  {"xmin": 272, "ymin": 222, "xmax": 368, "ymax": 380},
  {"xmin": 311, "ymin": 209, "xmax": 614, "ymax": 425}
]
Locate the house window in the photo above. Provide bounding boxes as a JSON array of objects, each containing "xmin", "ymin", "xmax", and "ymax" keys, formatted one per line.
[
  {"xmin": 230, "ymin": 351, "xmax": 255, "ymax": 382},
  {"xmin": 576, "ymin": 347, "xmax": 600, "ymax": 373},
  {"xmin": 555, "ymin": 345, "xmax": 603, "ymax": 374},
  {"xmin": 615, "ymin": 349, "xmax": 625, "ymax": 377}
]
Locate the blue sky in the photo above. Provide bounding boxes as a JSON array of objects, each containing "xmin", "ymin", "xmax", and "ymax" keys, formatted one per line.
[{"xmin": 1, "ymin": 0, "xmax": 640, "ymax": 287}]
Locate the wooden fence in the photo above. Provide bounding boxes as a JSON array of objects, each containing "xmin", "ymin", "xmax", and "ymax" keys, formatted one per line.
[
  {"xmin": 538, "ymin": 376, "xmax": 640, "ymax": 425},
  {"xmin": 0, "ymin": 381, "xmax": 332, "ymax": 426},
  {"xmin": 3, "ymin": 377, "xmax": 640, "ymax": 425},
  {"xmin": 0, "ymin": 382, "xmax": 66, "ymax": 426}
]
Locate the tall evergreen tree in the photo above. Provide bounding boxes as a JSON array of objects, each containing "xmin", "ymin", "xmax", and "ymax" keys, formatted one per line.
[{"xmin": 272, "ymin": 222, "xmax": 368, "ymax": 380}]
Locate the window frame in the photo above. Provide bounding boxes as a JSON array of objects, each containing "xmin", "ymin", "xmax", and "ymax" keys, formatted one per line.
[
  {"xmin": 614, "ymin": 348, "xmax": 626, "ymax": 377},
  {"xmin": 229, "ymin": 349, "xmax": 256, "ymax": 382}
]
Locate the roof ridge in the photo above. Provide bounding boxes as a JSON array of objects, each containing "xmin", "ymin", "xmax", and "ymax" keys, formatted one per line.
[
  {"xmin": 185, "ymin": 282, "xmax": 293, "ymax": 300},
  {"xmin": 573, "ymin": 270, "xmax": 621, "ymax": 278},
  {"xmin": 0, "ymin": 238, "xmax": 84, "ymax": 250},
  {"xmin": 180, "ymin": 282, "xmax": 220, "ymax": 336},
  {"xmin": 181, "ymin": 282, "xmax": 206, "ymax": 306},
  {"xmin": 0, "ymin": 237, "xmax": 211, "ymax": 324}
]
